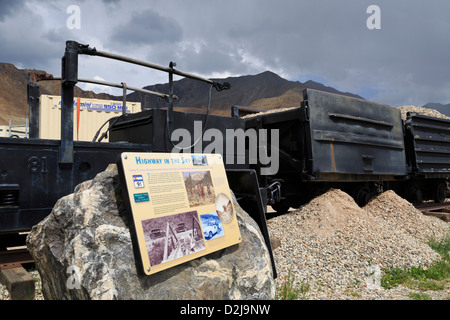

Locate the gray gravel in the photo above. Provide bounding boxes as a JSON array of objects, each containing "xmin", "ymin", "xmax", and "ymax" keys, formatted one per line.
[
  {"xmin": 398, "ymin": 105, "xmax": 450, "ymax": 121},
  {"xmin": 268, "ymin": 189, "xmax": 450, "ymax": 300}
]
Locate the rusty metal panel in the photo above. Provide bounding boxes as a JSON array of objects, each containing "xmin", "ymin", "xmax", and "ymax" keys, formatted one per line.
[
  {"xmin": 405, "ymin": 113, "xmax": 450, "ymax": 174},
  {"xmin": 301, "ymin": 89, "xmax": 407, "ymax": 181},
  {"xmin": 38, "ymin": 95, "xmax": 141, "ymax": 142}
]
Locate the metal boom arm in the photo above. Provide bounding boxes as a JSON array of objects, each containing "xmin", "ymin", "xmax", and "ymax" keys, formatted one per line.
[{"xmin": 59, "ymin": 40, "xmax": 231, "ymax": 165}]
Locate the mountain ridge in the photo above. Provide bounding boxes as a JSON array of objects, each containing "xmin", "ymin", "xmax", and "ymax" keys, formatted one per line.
[
  {"xmin": 125, "ymin": 70, "xmax": 364, "ymax": 116},
  {"xmin": 0, "ymin": 63, "xmax": 116, "ymax": 125},
  {"xmin": 422, "ymin": 102, "xmax": 450, "ymax": 117},
  {"xmin": 0, "ymin": 62, "xmax": 411, "ymax": 127}
]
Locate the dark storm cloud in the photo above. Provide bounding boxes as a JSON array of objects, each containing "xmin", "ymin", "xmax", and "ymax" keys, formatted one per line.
[
  {"xmin": 172, "ymin": 42, "xmax": 243, "ymax": 77},
  {"xmin": 109, "ymin": 8, "xmax": 183, "ymax": 46},
  {"xmin": 0, "ymin": 0, "xmax": 27, "ymax": 21},
  {"xmin": 0, "ymin": 1, "xmax": 60, "ymax": 69},
  {"xmin": 1, "ymin": 0, "xmax": 450, "ymax": 107},
  {"xmin": 214, "ymin": 0, "xmax": 450, "ymax": 106}
]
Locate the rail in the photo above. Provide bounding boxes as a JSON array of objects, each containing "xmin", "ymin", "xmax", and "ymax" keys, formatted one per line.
[
  {"xmin": 37, "ymin": 75, "xmax": 177, "ymax": 103},
  {"xmin": 415, "ymin": 202, "xmax": 450, "ymax": 222},
  {"xmin": 0, "ymin": 248, "xmax": 33, "ymax": 270}
]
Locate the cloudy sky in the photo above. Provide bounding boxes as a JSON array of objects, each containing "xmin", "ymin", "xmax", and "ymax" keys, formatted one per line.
[{"xmin": 1, "ymin": 0, "xmax": 449, "ymax": 107}]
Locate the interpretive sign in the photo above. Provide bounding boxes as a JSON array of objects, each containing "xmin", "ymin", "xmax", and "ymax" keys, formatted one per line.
[{"xmin": 117, "ymin": 152, "xmax": 242, "ymax": 275}]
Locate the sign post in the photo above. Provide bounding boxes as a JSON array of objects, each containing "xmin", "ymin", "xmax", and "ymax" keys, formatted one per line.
[{"xmin": 117, "ymin": 152, "xmax": 242, "ymax": 275}]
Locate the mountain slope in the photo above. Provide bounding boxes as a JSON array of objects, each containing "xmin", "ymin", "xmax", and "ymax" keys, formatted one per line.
[
  {"xmin": 0, "ymin": 63, "xmax": 116, "ymax": 125},
  {"xmin": 422, "ymin": 102, "xmax": 450, "ymax": 117},
  {"xmin": 126, "ymin": 70, "xmax": 363, "ymax": 116},
  {"xmin": 0, "ymin": 63, "xmax": 364, "ymax": 125},
  {"xmin": 0, "ymin": 63, "xmax": 30, "ymax": 125}
]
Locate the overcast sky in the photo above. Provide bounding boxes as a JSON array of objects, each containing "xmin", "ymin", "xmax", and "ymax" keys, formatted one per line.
[{"xmin": 1, "ymin": 0, "xmax": 449, "ymax": 107}]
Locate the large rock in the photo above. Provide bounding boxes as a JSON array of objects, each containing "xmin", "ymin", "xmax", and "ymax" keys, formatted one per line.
[{"xmin": 26, "ymin": 164, "xmax": 275, "ymax": 300}]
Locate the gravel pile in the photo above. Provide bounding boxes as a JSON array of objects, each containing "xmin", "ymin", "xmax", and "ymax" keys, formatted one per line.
[
  {"xmin": 398, "ymin": 105, "xmax": 450, "ymax": 121},
  {"xmin": 267, "ymin": 189, "xmax": 449, "ymax": 299},
  {"xmin": 240, "ymin": 106, "xmax": 300, "ymax": 118},
  {"xmin": 240, "ymin": 104, "xmax": 450, "ymax": 122},
  {"xmin": 364, "ymin": 191, "xmax": 449, "ymax": 242}
]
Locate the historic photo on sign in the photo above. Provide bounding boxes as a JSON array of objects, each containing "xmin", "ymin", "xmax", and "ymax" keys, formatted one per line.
[
  {"xmin": 215, "ymin": 193, "xmax": 234, "ymax": 224},
  {"xmin": 183, "ymin": 171, "xmax": 215, "ymax": 207},
  {"xmin": 141, "ymin": 211, "xmax": 206, "ymax": 267},
  {"xmin": 200, "ymin": 212, "xmax": 225, "ymax": 241},
  {"xmin": 119, "ymin": 152, "xmax": 242, "ymax": 275}
]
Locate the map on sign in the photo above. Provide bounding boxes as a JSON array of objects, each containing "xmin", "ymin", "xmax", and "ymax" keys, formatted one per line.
[{"xmin": 117, "ymin": 152, "xmax": 242, "ymax": 275}]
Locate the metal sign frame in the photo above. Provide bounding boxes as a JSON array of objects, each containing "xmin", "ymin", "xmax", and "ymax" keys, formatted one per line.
[{"xmin": 117, "ymin": 152, "xmax": 242, "ymax": 275}]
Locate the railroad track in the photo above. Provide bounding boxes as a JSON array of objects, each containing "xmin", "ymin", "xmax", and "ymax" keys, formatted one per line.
[
  {"xmin": 0, "ymin": 248, "xmax": 34, "ymax": 270},
  {"xmin": 0, "ymin": 232, "xmax": 33, "ymax": 269},
  {"xmin": 0, "ymin": 232, "xmax": 35, "ymax": 300},
  {"xmin": 415, "ymin": 202, "xmax": 450, "ymax": 222}
]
